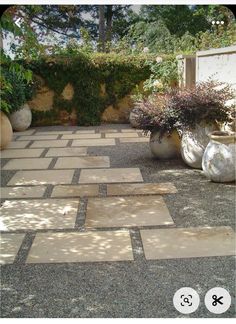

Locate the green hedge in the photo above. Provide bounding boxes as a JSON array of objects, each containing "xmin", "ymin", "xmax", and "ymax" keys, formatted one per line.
[{"xmin": 25, "ymin": 52, "xmax": 154, "ymax": 126}]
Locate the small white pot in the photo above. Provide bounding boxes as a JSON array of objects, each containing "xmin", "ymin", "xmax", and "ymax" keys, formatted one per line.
[
  {"xmin": 0, "ymin": 111, "xmax": 13, "ymax": 150},
  {"xmin": 129, "ymin": 108, "xmax": 141, "ymax": 128},
  {"xmin": 180, "ymin": 123, "xmax": 218, "ymax": 169},
  {"xmin": 9, "ymin": 104, "xmax": 32, "ymax": 132},
  {"xmin": 202, "ymin": 131, "xmax": 236, "ymax": 183},
  {"xmin": 149, "ymin": 130, "xmax": 180, "ymax": 159}
]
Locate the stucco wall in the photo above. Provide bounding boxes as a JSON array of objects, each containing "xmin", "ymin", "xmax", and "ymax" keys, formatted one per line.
[{"xmin": 196, "ymin": 46, "xmax": 236, "ymax": 90}]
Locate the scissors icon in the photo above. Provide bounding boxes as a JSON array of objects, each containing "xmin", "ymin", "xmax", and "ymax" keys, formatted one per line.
[{"xmin": 212, "ymin": 295, "xmax": 223, "ymax": 306}]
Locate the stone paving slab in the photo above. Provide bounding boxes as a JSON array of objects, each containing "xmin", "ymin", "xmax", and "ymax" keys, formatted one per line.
[
  {"xmin": 62, "ymin": 134, "xmax": 101, "ymax": 139},
  {"xmin": 86, "ymin": 196, "xmax": 173, "ymax": 228},
  {"xmin": 119, "ymin": 137, "xmax": 149, "ymax": 143},
  {"xmin": 51, "ymin": 184, "xmax": 99, "ymax": 197},
  {"xmin": 107, "ymin": 182, "xmax": 178, "ymax": 196},
  {"xmin": 30, "ymin": 140, "xmax": 69, "ymax": 148},
  {"xmin": 75, "ymin": 130, "xmax": 95, "ymax": 134},
  {"xmin": 105, "ymin": 133, "xmax": 139, "ymax": 138},
  {"xmin": 0, "ymin": 233, "xmax": 25, "ymax": 264},
  {"xmin": 1, "ymin": 148, "xmax": 44, "ymax": 159},
  {"xmin": 7, "ymin": 141, "xmax": 30, "ymax": 149},
  {"xmin": 36, "ymin": 131, "xmax": 73, "ymax": 135},
  {"xmin": 18, "ymin": 135, "xmax": 59, "ymax": 141},
  {"xmin": 0, "ymin": 199, "xmax": 79, "ymax": 231},
  {"xmin": 13, "ymin": 129, "xmax": 35, "ymax": 135},
  {"xmin": 79, "ymin": 168, "xmax": 143, "ymax": 184},
  {"xmin": 46, "ymin": 147, "xmax": 87, "ymax": 157},
  {"xmin": 140, "ymin": 226, "xmax": 236, "ymax": 260},
  {"xmin": 54, "ymin": 156, "xmax": 110, "ymax": 169},
  {"xmin": 3, "ymin": 158, "xmax": 53, "ymax": 170},
  {"xmin": 0, "ymin": 186, "xmax": 47, "ymax": 199},
  {"xmin": 72, "ymin": 139, "xmax": 115, "ymax": 147},
  {"xmin": 27, "ymin": 230, "xmax": 133, "ymax": 263},
  {"xmin": 99, "ymin": 129, "xmax": 118, "ymax": 133},
  {"xmin": 7, "ymin": 170, "xmax": 74, "ymax": 186},
  {"xmin": 121, "ymin": 129, "xmax": 138, "ymax": 133}
]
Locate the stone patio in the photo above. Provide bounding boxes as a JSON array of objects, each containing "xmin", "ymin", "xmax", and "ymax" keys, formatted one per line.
[{"xmin": 0, "ymin": 124, "xmax": 235, "ymax": 317}]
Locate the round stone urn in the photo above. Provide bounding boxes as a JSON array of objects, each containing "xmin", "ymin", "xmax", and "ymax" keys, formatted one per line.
[
  {"xmin": 149, "ymin": 130, "xmax": 180, "ymax": 159},
  {"xmin": 129, "ymin": 108, "xmax": 141, "ymax": 128},
  {"xmin": 0, "ymin": 111, "xmax": 13, "ymax": 150},
  {"xmin": 202, "ymin": 131, "xmax": 236, "ymax": 183},
  {"xmin": 180, "ymin": 123, "xmax": 218, "ymax": 169},
  {"xmin": 9, "ymin": 104, "xmax": 32, "ymax": 132}
]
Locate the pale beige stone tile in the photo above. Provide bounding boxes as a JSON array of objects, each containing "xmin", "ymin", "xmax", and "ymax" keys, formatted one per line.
[
  {"xmin": 36, "ymin": 131, "xmax": 73, "ymax": 135},
  {"xmin": 7, "ymin": 141, "xmax": 30, "ymax": 149},
  {"xmin": 121, "ymin": 129, "xmax": 138, "ymax": 132},
  {"xmin": 7, "ymin": 170, "xmax": 74, "ymax": 186},
  {"xmin": 105, "ymin": 133, "xmax": 139, "ymax": 138},
  {"xmin": 30, "ymin": 140, "xmax": 69, "ymax": 148},
  {"xmin": 54, "ymin": 156, "xmax": 110, "ymax": 169},
  {"xmin": 13, "ymin": 129, "xmax": 36, "ymax": 135},
  {"xmin": 86, "ymin": 196, "xmax": 173, "ymax": 228},
  {"xmin": 3, "ymin": 158, "xmax": 52, "ymax": 170},
  {"xmin": 0, "ymin": 199, "xmax": 79, "ymax": 231},
  {"xmin": 107, "ymin": 183, "xmax": 178, "ymax": 196},
  {"xmin": 75, "ymin": 130, "xmax": 95, "ymax": 134},
  {"xmin": 1, "ymin": 149, "xmax": 44, "ymax": 159},
  {"xmin": 79, "ymin": 168, "xmax": 143, "ymax": 184},
  {"xmin": 46, "ymin": 147, "xmax": 87, "ymax": 157},
  {"xmin": 1, "ymin": 186, "xmax": 46, "ymax": 199},
  {"xmin": 72, "ymin": 139, "xmax": 115, "ymax": 147},
  {"xmin": 119, "ymin": 137, "xmax": 149, "ymax": 143},
  {"xmin": 99, "ymin": 129, "xmax": 118, "ymax": 133},
  {"xmin": 51, "ymin": 185, "xmax": 99, "ymax": 197},
  {"xmin": 0, "ymin": 233, "xmax": 25, "ymax": 264},
  {"xmin": 140, "ymin": 226, "xmax": 236, "ymax": 260},
  {"xmin": 27, "ymin": 230, "xmax": 133, "ymax": 263},
  {"xmin": 18, "ymin": 135, "xmax": 59, "ymax": 141},
  {"xmin": 62, "ymin": 134, "xmax": 101, "ymax": 139}
]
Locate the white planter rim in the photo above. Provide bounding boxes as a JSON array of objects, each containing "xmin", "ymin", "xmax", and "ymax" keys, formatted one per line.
[{"xmin": 209, "ymin": 131, "xmax": 236, "ymax": 144}]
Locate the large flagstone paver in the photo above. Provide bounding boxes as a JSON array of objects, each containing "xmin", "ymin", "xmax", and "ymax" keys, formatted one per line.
[
  {"xmin": 85, "ymin": 196, "xmax": 173, "ymax": 228},
  {"xmin": 72, "ymin": 139, "xmax": 115, "ymax": 147},
  {"xmin": 75, "ymin": 130, "xmax": 95, "ymax": 134},
  {"xmin": 107, "ymin": 182, "xmax": 178, "ymax": 196},
  {"xmin": 121, "ymin": 129, "xmax": 138, "ymax": 133},
  {"xmin": 54, "ymin": 156, "xmax": 110, "ymax": 169},
  {"xmin": 1, "ymin": 148, "xmax": 44, "ymax": 159},
  {"xmin": 119, "ymin": 137, "xmax": 149, "ymax": 143},
  {"xmin": 7, "ymin": 141, "xmax": 30, "ymax": 149},
  {"xmin": 13, "ymin": 129, "xmax": 35, "ymax": 135},
  {"xmin": 0, "ymin": 186, "xmax": 46, "ymax": 199},
  {"xmin": 17, "ymin": 135, "xmax": 59, "ymax": 141},
  {"xmin": 62, "ymin": 134, "xmax": 101, "ymax": 139},
  {"xmin": 0, "ymin": 199, "xmax": 79, "ymax": 231},
  {"xmin": 99, "ymin": 129, "xmax": 118, "ymax": 133},
  {"xmin": 140, "ymin": 226, "xmax": 236, "ymax": 260},
  {"xmin": 0, "ymin": 233, "xmax": 25, "ymax": 264},
  {"xmin": 79, "ymin": 168, "xmax": 143, "ymax": 184},
  {"xmin": 46, "ymin": 147, "xmax": 87, "ymax": 157},
  {"xmin": 27, "ymin": 230, "xmax": 133, "ymax": 263},
  {"xmin": 36, "ymin": 131, "xmax": 73, "ymax": 135},
  {"xmin": 7, "ymin": 170, "xmax": 74, "ymax": 186},
  {"xmin": 105, "ymin": 133, "xmax": 139, "ymax": 138},
  {"xmin": 30, "ymin": 140, "xmax": 69, "ymax": 148},
  {"xmin": 3, "ymin": 158, "xmax": 52, "ymax": 170},
  {"xmin": 51, "ymin": 184, "xmax": 99, "ymax": 197}
]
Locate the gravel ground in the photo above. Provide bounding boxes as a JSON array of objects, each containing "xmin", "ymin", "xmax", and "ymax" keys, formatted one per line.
[{"xmin": 0, "ymin": 124, "xmax": 235, "ymax": 318}]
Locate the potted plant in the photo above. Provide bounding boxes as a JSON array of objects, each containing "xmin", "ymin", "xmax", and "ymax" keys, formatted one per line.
[
  {"xmin": 2, "ymin": 67, "xmax": 34, "ymax": 132},
  {"xmin": 166, "ymin": 80, "xmax": 235, "ymax": 168},
  {"xmin": 134, "ymin": 93, "xmax": 181, "ymax": 159}
]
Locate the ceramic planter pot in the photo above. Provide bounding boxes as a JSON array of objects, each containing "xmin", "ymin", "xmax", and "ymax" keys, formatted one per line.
[
  {"xmin": 129, "ymin": 108, "xmax": 141, "ymax": 128},
  {"xmin": 180, "ymin": 123, "xmax": 218, "ymax": 169},
  {"xmin": 0, "ymin": 111, "xmax": 13, "ymax": 150},
  {"xmin": 149, "ymin": 130, "xmax": 180, "ymax": 159},
  {"xmin": 9, "ymin": 104, "xmax": 32, "ymax": 132},
  {"xmin": 202, "ymin": 131, "xmax": 236, "ymax": 183}
]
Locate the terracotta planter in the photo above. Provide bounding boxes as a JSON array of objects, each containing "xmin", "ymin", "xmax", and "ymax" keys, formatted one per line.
[
  {"xmin": 202, "ymin": 131, "xmax": 236, "ymax": 183},
  {"xmin": 9, "ymin": 104, "xmax": 32, "ymax": 132},
  {"xmin": 149, "ymin": 130, "xmax": 180, "ymax": 159},
  {"xmin": 0, "ymin": 111, "xmax": 13, "ymax": 150},
  {"xmin": 180, "ymin": 123, "xmax": 218, "ymax": 169}
]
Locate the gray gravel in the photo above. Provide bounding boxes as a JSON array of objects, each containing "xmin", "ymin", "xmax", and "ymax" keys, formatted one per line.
[{"xmin": 0, "ymin": 124, "xmax": 235, "ymax": 318}]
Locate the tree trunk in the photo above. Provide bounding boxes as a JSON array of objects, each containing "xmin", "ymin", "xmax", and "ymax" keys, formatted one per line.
[
  {"xmin": 105, "ymin": 5, "xmax": 113, "ymax": 51},
  {"xmin": 98, "ymin": 5, "xmax": 105, "ymax": 52}
]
